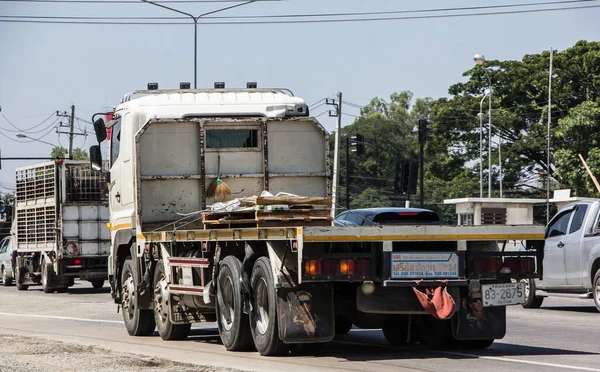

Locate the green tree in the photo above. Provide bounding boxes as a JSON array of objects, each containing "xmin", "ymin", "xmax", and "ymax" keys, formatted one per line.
[
  {"xmin": 431, "ymin": 40, "xmax": 600, "ymax": 198},
  {"xmin": 331, "ymin": 91, "xmax": 422, "ymax": 211},
  {"xmin": 51, "ymin": 146, "xmax": 89, "ymax": 160}
]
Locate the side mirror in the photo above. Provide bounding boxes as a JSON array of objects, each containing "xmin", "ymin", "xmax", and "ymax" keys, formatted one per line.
[
  {"xmin": 90, "ymin": 145, "xmax": 102, "ymax": 171},
  {"xmin": 93, "ymin": 118, "xmax": 107, "ymax": 143}
]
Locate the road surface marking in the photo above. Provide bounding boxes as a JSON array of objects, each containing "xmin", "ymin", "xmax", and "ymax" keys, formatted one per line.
[
  {"xmin": 0, "ymin": 312, "xmax": 122, "ymax": 324},
  {"xmin": 336, "ymin": 339, "xmax": 600, "ymax": 372},
  {"xmin": 435, "ymin": 350, "xmax": 600, "ymax": 372}
]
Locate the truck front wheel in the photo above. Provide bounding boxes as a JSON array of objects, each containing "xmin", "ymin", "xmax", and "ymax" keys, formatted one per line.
[
  {"xmin": 216, "ymin": 256, "xmax": 253, "ymax": 351},
  {"xmin": 593, "ymin": 270, "xmax": 600, "ymax": 313},
  {"xmin": 153, "ymin": 259, "xmax": 191, "ymax": 340},
  {"xmin": 521, "ymin": 279, "xmax": 544, "ymax": 308},
  {"xmin": 121, "ymin": 258, "xmax": 156, "ymax": 336},
  {"xmin": 250, "ymin": 257, "xmax": 287, "ymax": 356}
]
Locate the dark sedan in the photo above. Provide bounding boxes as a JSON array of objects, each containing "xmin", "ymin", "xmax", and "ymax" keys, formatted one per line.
[{"xmin": 334, "ymin": 207, "xmax": 441, "ymax": 226}]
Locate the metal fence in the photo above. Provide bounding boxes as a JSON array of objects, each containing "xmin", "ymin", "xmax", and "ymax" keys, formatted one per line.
[{"xmin": 65, "ymin": 164, "xmax": 108, "ymax": 203}]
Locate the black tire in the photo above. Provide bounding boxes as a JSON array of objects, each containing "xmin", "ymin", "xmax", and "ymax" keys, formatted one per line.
[
  {"xmin": 382, "ymin": 316, "xmax": 411, "ymax": 345},
  {"xmin": 521, "ymin": 279, "xmax": 544, "ymax": 308},
  {"xmin": 42, "ymin": 261, "xmax": 54, "ymax": 293},
  {"xmin": 335, "ymin": 316, "xmax": 353, "ymax": 335},
  {"xmin": 121, "ymin": 258, "xmax": 156, "ymax": 336},
  {"xmin": 153, "ymin": 259, "xmax": 191, "ymax": 340},
  {"xmin": 216, "ymin": 256, "xmax": 253, "ymax": 351},
  {"xmin": 15, "ymin": 266, "xmax": 28, "ymax": 291},
  {"xmin": 249, "ymin": 257, "xmax": 287, "ymax": 356},
  {"xmin": 1, "ymin": 267, "xmax": 11, "ymax": 287},
  {"xmin": 91, "ymin": 279, "xmax": 105, "ymax": 289},
  {"xmin": 459, "ymin": 339, "xmax": 495, "ymax": 349},
  {"xmin": 593, "ymin": 270, "xmax": 600, "ymax": 313}
]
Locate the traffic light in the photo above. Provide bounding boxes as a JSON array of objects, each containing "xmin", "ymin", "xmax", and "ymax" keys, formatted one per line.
[
  {"xmin": 395, "ymin": 159, "xmax": 418, "ymax": 194},
  {"xmin": 350, "ymin": 134, "xmax": 365, "ymax": 155},
  {"xmin": 418, "ymin": 119, "xmax": 433, "ymax": 144}
]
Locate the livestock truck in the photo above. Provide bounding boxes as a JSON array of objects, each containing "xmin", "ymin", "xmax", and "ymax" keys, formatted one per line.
[
  {"xmin": 90, "ymin": 84, "xmax": 545, "ymax": 355},
  {"xmin": 13, "ymin": 160, "xmax": 109, "ymax": 292}
]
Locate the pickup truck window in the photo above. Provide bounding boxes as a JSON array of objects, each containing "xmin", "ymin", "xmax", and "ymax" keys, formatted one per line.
[
  {"xmin": 547, "ymin": 210, "xmax": 573, "ymax": 238},
  {"xmin": 568, "ymin": 204, "xmax": 589, "ymax": 234}
]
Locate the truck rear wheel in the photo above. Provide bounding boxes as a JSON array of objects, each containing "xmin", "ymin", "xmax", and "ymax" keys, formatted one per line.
[
  {"xmin": 521, "ymin": 279, "xmax": 544, "ymax": 308},
  {"xmin": 250, "ymin": 257, "xmax": 287, "ymax": 356},
  {"xmin": 15, "ymin": 266, "xmax": 28, "ymax": 291},
  {"xmin": 459, "ymin": 339, "xmax": 494, "ymax": 349},
  {"xmin": 1, "ymin": 267, "xmax": 11, "ymax": 286},
  {"xmin": 42, "ymin": 261, "xmax": 55, "ymax": 293},
  {"xmin": 153, "ymin": 259, "xmax": 191, "ymax": 340},
  {"xmin": 91, "ymin": 279, "xmax": 105, "ymax": 289},
  {"xmin": 216, "ymin": 256, "xmax": 253, "ymax": 351},
  {"xmin": 593, "ymin": 270, "xmax": 600, "ymax": 313},
  {"xmin": 382, "ymin": 316, "xmax": 412, "ymax": 345},
  {"xmin": 121, "ymin": 258, "xmax": 156, "ymax": 336}
]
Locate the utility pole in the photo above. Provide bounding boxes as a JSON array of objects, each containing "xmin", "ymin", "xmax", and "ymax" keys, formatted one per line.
[
  {"xmin": 68, "ymin": 105, "xmax": 75, "ymax": 160},
  {"xmin": 327, "ymin": 93, "xmax": 342, "ymax": 218},
  {"xmin": 345, "ymin": 136, "xmax": 350, "ymax": 210}
]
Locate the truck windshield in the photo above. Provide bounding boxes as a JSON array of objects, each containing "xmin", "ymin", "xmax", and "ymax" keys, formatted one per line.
[{"xmin": 206, "ymin": 129, "xmax": 258, "ymax": 149}]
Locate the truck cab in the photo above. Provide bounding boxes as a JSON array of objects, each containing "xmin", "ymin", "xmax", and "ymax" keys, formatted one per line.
[{"xmin": 523, "ymin": 200, "xmax": 600, "ymax": 311}]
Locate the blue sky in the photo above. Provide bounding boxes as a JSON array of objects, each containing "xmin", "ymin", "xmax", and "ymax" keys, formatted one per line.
[{"xmin": 0, "ymin": 0, "xmax": 599, "ymax": 193}]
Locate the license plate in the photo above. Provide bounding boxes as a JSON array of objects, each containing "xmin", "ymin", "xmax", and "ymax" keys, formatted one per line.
[
  {"xmin": 391, "ymin": 252, "xmax": 459, "ymax": 279},
  {"xmin": 481, "ymin": 282, "xmax": 525, "ymax": 307}
]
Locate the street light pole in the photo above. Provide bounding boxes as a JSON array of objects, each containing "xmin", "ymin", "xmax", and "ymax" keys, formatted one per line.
[
  {"xmin": 474, "ymin": 54, "xmax": 496, "ymax": 198},
  {"xmin": 142, "ymin": 0, "xmax": 256, "ymax": 89},
  {"xmin": 478, "ymin": 92, "xmax": 489, "ymax": 199}
]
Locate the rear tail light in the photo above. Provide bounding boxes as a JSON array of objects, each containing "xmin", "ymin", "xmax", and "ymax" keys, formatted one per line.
[
  {"xmin": 74, "ymin": 258, "xmax": 82, "ymax": 265},
  {"xmin": 472, "ymin": 257, "xmax": 503, "ymax": 274},
  {"xmin": 339, "ymin": 259, "xmax": 355, "ymax": 275},
  {"xmin": 323, "ymin": 259, "xmax": 336, "ymax": 276},
  {"xmin": 355, "ymin": 259, "xmax": 370, "ymax": 275},
  {"xmin": 303, "ymin": 257, "xmax": 371, "ymax": 279},
  {"xmin": 503, "ymin": 256, "xmax": 536, "ymax": 274},
  {"xmin": 304, "ymin": 259, "xmax": 321, "ymax": 276}
]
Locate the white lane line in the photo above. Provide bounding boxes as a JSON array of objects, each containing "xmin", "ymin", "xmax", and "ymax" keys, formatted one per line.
[
  {"xmin": 434, "ymin": 350, "xmax": 600, "ymax": 372},
  {"xmin": 0, "ymin": 312, "xmax": 122, "ymax": 324}
]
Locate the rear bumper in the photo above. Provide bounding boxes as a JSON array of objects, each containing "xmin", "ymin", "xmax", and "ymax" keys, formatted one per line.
[{"xmin": 62, "ymin": 256, "xmax": 108, "ymax": 279}]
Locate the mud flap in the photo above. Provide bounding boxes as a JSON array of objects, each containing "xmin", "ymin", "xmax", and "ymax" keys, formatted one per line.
[
  {"xmin": 452, "ymin": 298, "xmax": 506, "ymax": 340},
  {"xmin": 277, "ymin": 283, "xmax": 335, "ymax": 344}
]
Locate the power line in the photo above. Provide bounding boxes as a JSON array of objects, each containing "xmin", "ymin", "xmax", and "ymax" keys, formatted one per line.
[
  {"xmin": 2, "ymin": 0, "xmax": 596, "ymax": 19},
  {"xmin": 0, "ymin": 0, "xmax": 281, "ymax": 3},
  {"xmin": 0, "ymin": 112, "xmax": 56, "ymax": 133},
  {"xmin": 1, "ymin": 4, "xmax": 599, "ymax": 25}
]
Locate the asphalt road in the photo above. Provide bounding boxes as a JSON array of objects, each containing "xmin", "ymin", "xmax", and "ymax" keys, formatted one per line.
[{"xmin": 0, "ymin": 281, "xmax": 598, "ymax": 372}]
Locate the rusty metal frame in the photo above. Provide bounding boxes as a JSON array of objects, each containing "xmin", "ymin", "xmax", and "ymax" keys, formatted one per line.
[{"xmin": 262, "ymin": 118, "xmax": 269, "ymax": 192}]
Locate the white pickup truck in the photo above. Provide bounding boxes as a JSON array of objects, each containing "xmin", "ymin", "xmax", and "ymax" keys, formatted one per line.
[{"xmin": 522, "ymin": 200, "xmax": 600, "ymax": 312}]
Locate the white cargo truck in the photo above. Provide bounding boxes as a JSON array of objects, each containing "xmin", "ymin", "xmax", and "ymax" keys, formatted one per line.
[
  {"xmin": 90, "ymin": 84, "xmax": 546, "ymax": 355},
  {"xmin": 13, "ymin": 160, "xmax": 109, "ymax": 292}
]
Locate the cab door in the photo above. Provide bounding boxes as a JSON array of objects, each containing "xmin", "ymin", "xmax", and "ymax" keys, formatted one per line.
[
  {"xmin": 564, "ymin": 204, "xmax": 588, "ymax": 287},
  {"xmin": 541, "ymin": 208, "xmax": 574, "ymax": 287}
]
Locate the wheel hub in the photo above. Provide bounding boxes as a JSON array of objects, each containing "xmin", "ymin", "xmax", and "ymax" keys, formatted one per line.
[
  {"xmin": 220, "ymin": 276, "xmax": 235, "ymax": 331},
  {"xmin": 122, "ymin": 274, "xmax": 136, "ymax": 316},
  {"xmin": 255, "ymin": 278, "xmax": 269, "ymax": 335},
  {"xmin": 154, "ymin": 275, "xmax": 169, "ymax": 323}
]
